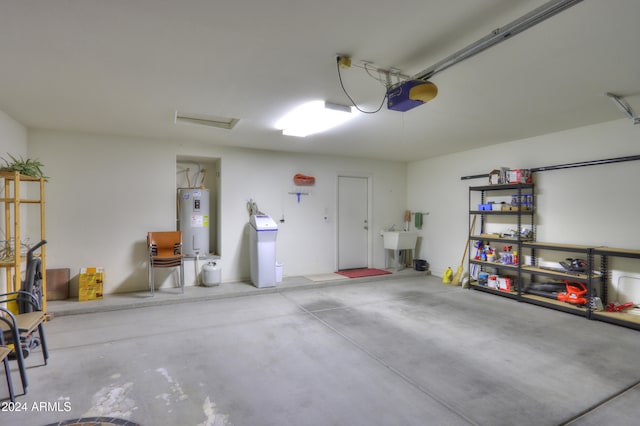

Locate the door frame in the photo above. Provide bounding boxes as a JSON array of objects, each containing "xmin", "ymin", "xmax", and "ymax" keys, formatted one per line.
[{"xmin": 335, "ymin": 173, "xmax": 373, "ymax": 270}]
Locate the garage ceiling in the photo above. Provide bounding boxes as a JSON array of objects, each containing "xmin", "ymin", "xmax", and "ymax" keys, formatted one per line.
[{"xmin": 0, "ymin": 0, "xmax": 638, "ymax": 161}]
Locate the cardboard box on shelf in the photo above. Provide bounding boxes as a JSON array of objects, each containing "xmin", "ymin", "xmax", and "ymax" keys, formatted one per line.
[
  {"xmin": 502, "ymin": 205, "xmax": 531, "ymax": 211},
  {"xmin": 78, "ymin": 267, "xmax": 104, "ymax": 301},
  {"xmin": 497, "ymin": 277, "xmax": 511, "ymax": 292},
  {"xmin": 506, "ymin": 169, "xmax": 532, "ymax": 184},
  {"xmin": 488, "ymin": 167, "xmax": 510, "ymax": 185},
  {"xmin": 487, "ymin": 275, "xmax": 498, "ymax": 289}
]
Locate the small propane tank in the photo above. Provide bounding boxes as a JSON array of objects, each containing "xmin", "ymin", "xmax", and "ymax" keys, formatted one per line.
[
  {"xmin": 442, "ymin": 267, "xmax": 453, "ymax": 284},
  {"xmin": 202, "ymin": 261, "xmax": 221, "ymax": 287}
]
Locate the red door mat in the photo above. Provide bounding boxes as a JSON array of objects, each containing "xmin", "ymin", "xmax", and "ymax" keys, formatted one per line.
[{"xmin": 336, "ymin": 268, "xmax": 392, "ymax": 279}]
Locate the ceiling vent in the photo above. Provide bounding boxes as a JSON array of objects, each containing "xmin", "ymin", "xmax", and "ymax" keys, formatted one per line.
[{"xmin": 175, "ymin": 111, "xmax": 239, "ymax": 129}]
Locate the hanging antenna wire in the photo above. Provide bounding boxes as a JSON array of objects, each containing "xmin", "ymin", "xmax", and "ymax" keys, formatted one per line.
[
  {"xmin": 336, "ymin": 57, "xmax": 387, "ymax": 114},
  {"xmin": 364, "ymin": 63, "xmax": 388, "ymax": 87}
]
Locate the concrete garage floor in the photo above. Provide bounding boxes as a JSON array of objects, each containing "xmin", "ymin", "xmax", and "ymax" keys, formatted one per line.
[{"xmin": 3, "ymin": 274, "xmax": 640, "ymax": 426}]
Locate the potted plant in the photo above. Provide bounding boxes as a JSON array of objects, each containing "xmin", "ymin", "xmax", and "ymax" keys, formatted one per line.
[{"xmin": 1, "ymin": 153, "xmax": 48, "ymax": 180}]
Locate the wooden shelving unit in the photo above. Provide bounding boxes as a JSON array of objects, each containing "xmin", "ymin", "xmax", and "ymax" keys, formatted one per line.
[{"xmin": 0, "ymin": 171, "xmax": 46, "ymax": 311}]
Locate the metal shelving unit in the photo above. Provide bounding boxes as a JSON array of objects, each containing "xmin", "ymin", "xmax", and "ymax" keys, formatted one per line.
[
  {"xmin": 468, "ymin": 185, "xmax": 591, "ymax": 319},
  {"xmin": 468, "ymin": 183, "xmax": 534, "ymax": 299},
  {"xmin": 467, "ymin": 182, "xmax": 640, "ymax": 329}
]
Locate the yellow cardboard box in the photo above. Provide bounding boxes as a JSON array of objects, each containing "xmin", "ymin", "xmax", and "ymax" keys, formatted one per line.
[{"xmin": 78, "ymin": 267, "xmax": 104, "ymax": 301}]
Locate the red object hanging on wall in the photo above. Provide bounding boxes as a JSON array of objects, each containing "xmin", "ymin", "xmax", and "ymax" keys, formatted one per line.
[{"xmin": 293, "ymin": 173, "xmax": 315, "ymax": 185}]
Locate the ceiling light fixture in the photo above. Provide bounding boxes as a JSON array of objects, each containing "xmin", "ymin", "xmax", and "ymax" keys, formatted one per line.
[
  {"xmin": 175, "ymin": 111, "xmax": 239, "ymax": 129},
  {"xmin": 275, "ymin": 101, "xmax": 355, "ymax": 137}
]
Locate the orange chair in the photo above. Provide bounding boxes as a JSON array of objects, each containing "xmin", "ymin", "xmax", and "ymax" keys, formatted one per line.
[{"xmin": 147, "ymin": 231, "xmax": 184, "ymax": 296}]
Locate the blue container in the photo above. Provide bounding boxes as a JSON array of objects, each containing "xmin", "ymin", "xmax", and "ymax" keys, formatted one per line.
[{"xmin": 478, "ymin": 272, "xmax": 489, "ymax": 286}]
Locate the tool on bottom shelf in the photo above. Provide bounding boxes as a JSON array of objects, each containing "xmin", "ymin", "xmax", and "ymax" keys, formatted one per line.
[
  {"xmin": 524, "ymin": 280, "xmax": 588, "ymax": 305},
  {"xmin": 606, "ymin": 302, "xmax": 637, "ymax": 312}
]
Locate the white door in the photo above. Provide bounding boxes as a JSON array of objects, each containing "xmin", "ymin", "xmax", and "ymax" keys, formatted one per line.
[{"xmin": 337, "ymin": 176, "xmax": 369, "ymax": 270}]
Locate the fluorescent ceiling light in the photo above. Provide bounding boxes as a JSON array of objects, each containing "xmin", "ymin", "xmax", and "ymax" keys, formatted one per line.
[
  {"xmin": 175, "ymin": 111, "xmax": 239, "ymax": 129},
  {"xmin": 275, "ymin": 101, "xmax": 355, "ymax": 137}
]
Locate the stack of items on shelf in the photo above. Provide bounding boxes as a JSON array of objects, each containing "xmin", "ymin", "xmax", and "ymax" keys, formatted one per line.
[
  {"xmin": 488, "ymin": 167, "xmax": 532, "ymax": 185},
  {"xmin": 474, "ymin": 241, "xmax": 517, "ymax": 293},
  {"xmin": 523, "ymin": 258, "xmax": 591, "ymax": 307},
  {"xmin": 478, "ymin": 272, "xmax": 512, "ymax": 292},
  {"xmin": 524, "ymin": 280, "xmax": 589, "ymax": 306},
  {"xmin": 477, "ymin": 196, "xmax": 533, "ymax": 212},
  {"xmin": 473, "ymin": 241, "xmax": 520, "ymax": 265}
]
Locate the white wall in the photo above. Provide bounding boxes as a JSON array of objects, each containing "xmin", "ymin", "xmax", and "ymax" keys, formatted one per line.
[
  {"xmin": 24, "ymin": 118, "xmax": 640, "ymax": 300},
  {"xmin": 408, "ymin": 119, "xmax": 640, "ymax": 300},
  {"xmin": 180, "ymin": 141, "xmax": 408, "ymax": 278},
  {"xmin": 0, "ymin": 110, "xmax": 27, "ymax": 158},
  {"xmin": 0, "ymin": 110, "xmax": 28, "ymax": 293},
  {"xmin": 28, "ymin": 130, "xmax": 407, "ymax": 294}
]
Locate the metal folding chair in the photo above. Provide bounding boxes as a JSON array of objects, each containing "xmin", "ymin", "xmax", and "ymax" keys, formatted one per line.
[
  {"xmin": 0, "ymin": 337, "xmax": 15, "ymax": 402},
  {"xmin": 0, "ymin": 291, "xmax": 48, "ymax": 396},
  {"xmin": 147, "ymin": 231, "xmax": 185, "ymax": 296}
]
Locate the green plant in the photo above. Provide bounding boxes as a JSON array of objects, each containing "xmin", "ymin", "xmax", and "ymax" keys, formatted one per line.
[{"xmin": 0, "ymin": 153, "xmax": 49, "ymax": 180}]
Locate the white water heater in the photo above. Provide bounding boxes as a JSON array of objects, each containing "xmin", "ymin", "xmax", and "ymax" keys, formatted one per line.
[{"xmin": 178, "ymin": 188, "xmax": 210, "ymax": 256}]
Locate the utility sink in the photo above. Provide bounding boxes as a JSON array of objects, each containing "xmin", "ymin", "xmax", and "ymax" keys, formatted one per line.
[{"xmin": 382, "ymin": 231, "xmax": 418, "ymax": 250}]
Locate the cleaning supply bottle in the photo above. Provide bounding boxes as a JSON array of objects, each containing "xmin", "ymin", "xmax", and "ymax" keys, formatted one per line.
[
  {"xmin": 443, "ymin": 267, "xmax": 453, "ymax": 284},
  {"xmin": 487, "ymin": 251, "xmax": 495, "ymax": 263}
]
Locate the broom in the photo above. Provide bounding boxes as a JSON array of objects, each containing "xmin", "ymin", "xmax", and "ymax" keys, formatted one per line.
[{"xmin": 452, "ymin": 215, "xmax": 477, "ymax": 286}]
